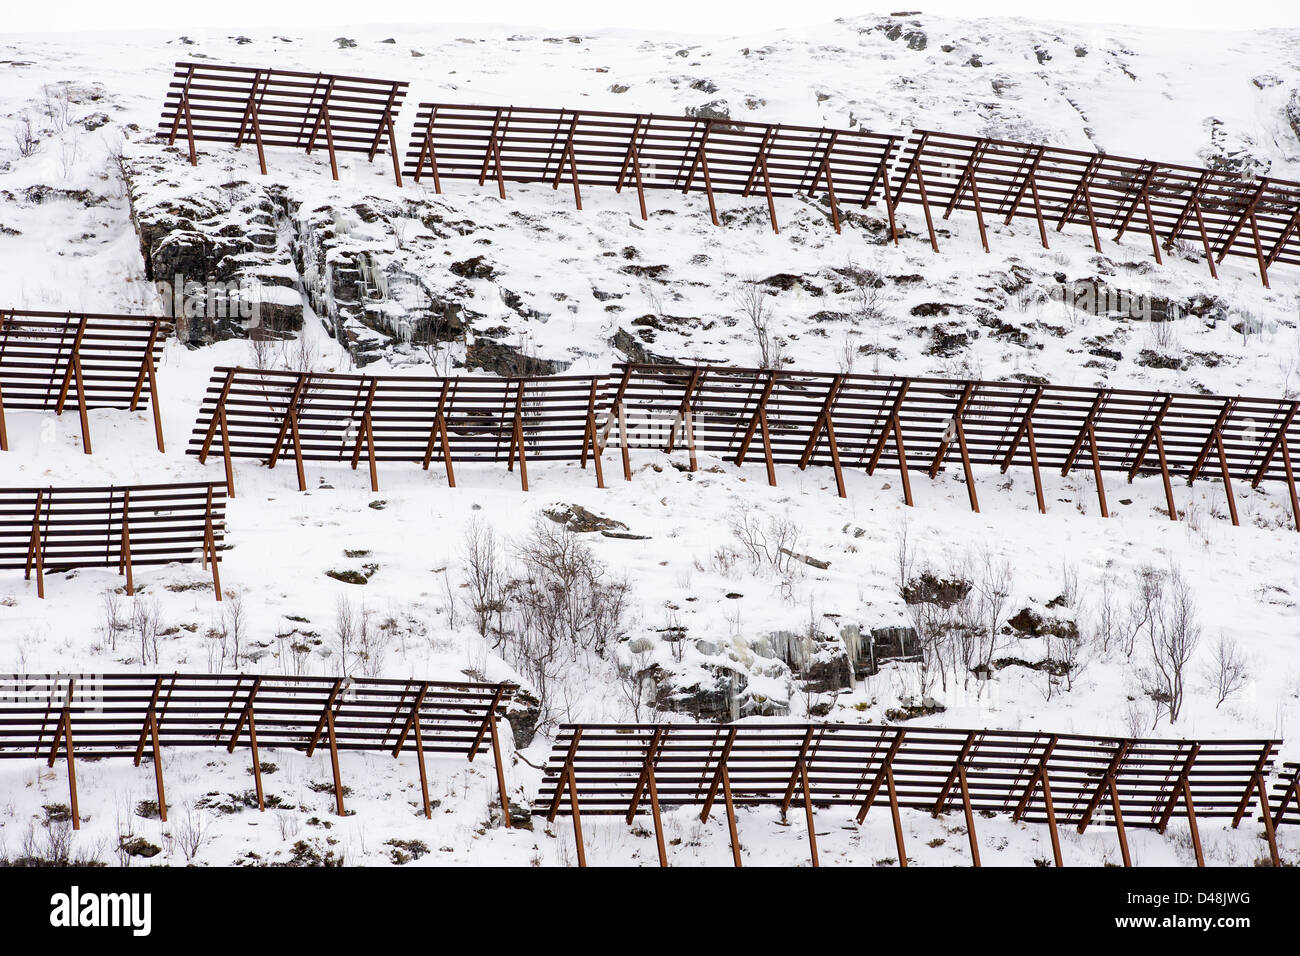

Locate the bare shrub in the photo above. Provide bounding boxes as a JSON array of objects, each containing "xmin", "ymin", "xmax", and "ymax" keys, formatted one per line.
[
  {"xmin": 734, "ymin": 275, "xmax": 781, "ymax": 368},
  {"xmin": 58, "ymin": 135, "xmax": 80, "ymax": 181},
  {"xmin": 353, "ymin": 602, "xmax": 387, "ymax": 677},
  {"xmin": 437, "ymin": 566, "xmax": 460, "ymax": 631},
  {"xmin": 463, "ymin": 518, "xmax": 506, "ymax": 642},
  {"xmin": 13, "ymin": 111, "xmax": 40, "ymax": 158},
  {"xmin": 1202, "ymin": 633, "xmax": 1249, "ymax": 709},
  {"xmin": 836, "ymin": 329, "xmax": 860, "ymax": 374},
  {"xmin": 0, "ymin": 805, "xmax": 104, "ymax": 866},
  {"xmin": 101, "ymin": 589, "xmax": 127, "ymax": 652},
  {"xmin": 172, "ymin": 804, "xmax": 211, "ymax": 862},
  {"xmin": 333, "ymin": 594, "xmax": 365, "ymax": 677},
  {"xmin": 247, "ymin": 329, "xmax": 276, "ymax": 371},
  {"xmin": 900, "ymin": 567, "xmax": 976, "ymax": 698},
  {"xmin": 501, "ymin": 519, "xmax": 632, "ymax": 729},
  {"xmin": 616, "ymin": 644, "xmax": 656, "ymax": 722},
  {"xmin": 131, "ymin": 598, "xmax": 164, "ymax": 666},
  {"xmin": 971, "ymin": 547, "xmax": 1012, "ymax": 675},
  {"xmin": 220, "ymin": 589, "xmax": 248, "ymax": 665},
  {"xmin": 1141, "ymin": 566, "xmax": 1201, "ymax": 723},
  {"xmin": 42, "ymin": 84, "xmax": 73, "ymax": 134},
  {"xmin": 893, "ymin": 518, "xmax": 917, "ymax": 594},
  {"xmin": 1090, "ymin": 573, "xmax": 1124, "ymax": 656},
  {"xmin": 844, "ymin": 256, "xmax": 885, "ymax": 325},
  {"xmin": 1122, "ymin": 697, "xmax": 1152, "ymax": 737},
  {"xmin": 279, "ymin": 333, "xmax": 317, "ymax": 374},
  {"xmin": 728, "ymin": 508, "xmax": 800, "ymax": 575}
]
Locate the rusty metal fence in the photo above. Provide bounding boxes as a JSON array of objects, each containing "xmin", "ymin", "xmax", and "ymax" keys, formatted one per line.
[
  {"xmin": 153, "ymin": 72, "xmax": 1300, "ymax": 284},
  {"xmin": 402, "ymin": 104, "xmax": 899, "ymax": 234},
  {"xmin": 159, "ymin": 61, "xmax": 408, "ymax": 184},
  {"xmin": 185, "ymin": 366, "xmax": 608, "ymax": 495},
  {"xmin": 0, "ymin": 481, "xmax": 227, "ymax": 600},
  {"xmin": 0, "ymin": 673, "xmax": 515, "ymax": 830},
  {"xmin": 1273, "ymin": 762, "xmax": 1300, "ymax": 827},
  {"xmin": 535, "ymin": 723, "xmax": 1285, "ymax": 867},
  {"xmin": 891, "ymin": 129, "xmax": 1300, "ymax": 288},
  {"xmin": 0, "ymin": 310, "xmax": 170, "ymax": 454},
  {"xmin": 182, "ymin": 363, "xmax": 1300, "ymax": 534}
]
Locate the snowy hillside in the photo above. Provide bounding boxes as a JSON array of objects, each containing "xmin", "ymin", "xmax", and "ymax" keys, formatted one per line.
[{"xmin": 0, "ymin": 15, "xmax": 1299, "ymax": 867}]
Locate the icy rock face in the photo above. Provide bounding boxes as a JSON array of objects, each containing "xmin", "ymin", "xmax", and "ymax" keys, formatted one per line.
[
  {"xmin": 1199, "ymin": 117, "xmax": 1272, "ymax": 178},
  {"xmin": 125, "ymin": 147, "xmax": 575, "ymax": 370},
  {"xmin": 125, "ymin": 156, "xmax": 303, "ymax": 344}
]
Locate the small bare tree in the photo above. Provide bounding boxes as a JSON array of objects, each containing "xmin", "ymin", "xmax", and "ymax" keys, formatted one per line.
[
  {"xmin": 1202, "ymin": 633, "xmax": 1249, "ymax": 709},
  {"xmin": 101, "ymin": 589, "xmax": 127, "ymax": 651},
  {"xmin": 836, "ymin": 330, "xmax": 861, "ymax": 374},
  {"xmin": 13, "ymin": 111, "xmax": 40, "ymax": 158},
  {"xmin": 334, "ymin": 594, "xmax": 356, "ymax": 677},
  {"xmin": 503, "ymin": 519, "xmax": 633, "ymax": 730},
  {"xmin": 728, "ymin": 508, "xmax": 799, "ymax": 575},
  {"xmin": 972, "ymin": 547, "xmax": 1012, "ymax": 675},
  {"xmin": 131, "ymin": 598, "xmax": 164, "ymax": 666},
  {"xmin": 893, "ymin": 518, "xmax": 917, "ymax": 594},
  {"xmin": 221, "ymin": 589, "xmax": 248, "ymax": 665},
  {"xmin": 173, "ymin": 804, "xmax": 212, "ymax": 862},
  {"xmin": 463, "ymin": 518, "xmax": 505, "ymax": 642},
  {"xmin": 353, "ymin": 602, "xmax": 386, "ymax": 677},
  {"xmin": 845, "ymin": 256, "xmax": 885, "ymax": 326},
  {"xmin": 42, "ymin": 84, "xmax": 73, "ymax": 134},
  {"xmin": 1144, "ymin": 567, "xmax": 1200, "ymax": 723},
  {"xmin": 734, "ymin": 275, "xmax": 780, "ymax": 368}
]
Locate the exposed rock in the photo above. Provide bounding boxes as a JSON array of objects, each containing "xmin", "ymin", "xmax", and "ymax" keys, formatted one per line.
[
  {"xmin": 22, "ymin": 184, "xmax": 107, "ymax": 206},
  {"xmin": 655, "ymin": 666, "xmax": 749, "ymax": 721},
  {"xmin": 1062, "ymin": 277, "xmax": 1226, "ymax": 324},
  {"xmin": 841, "ymin": 624, "xmax": 926, "ymax": 678},
  {"xmin": 886, "ymin": 699, "xmax": 946, "ymax": 721},
  {"xmin": 902, "ymin": 572, "xmax": 972, "ymax": 608},
  {"xmin": 877, "ymin": 21, "xmax": 927, "ymax": 50},
  {"xmin": 684, "ymin": 101, "xmax": 733, "ymax": 126},
  {"xmin": 610, "ymin": 327, "xmax": 678, "ymax": 365},
  {"xmin": 505, "ymin": 689, "xmax": 541, "ymax": 748},
  {"xmin": 543, "ymin": 504, "xmax": 628, "ymax": 534},
  {"xmin": 465, "ymin": 337, "xmax": 566, "ymax": 376},
  {"xmin": 925, "ymin": 323, "xmax": 975, "ymax": 357},
  {"xmin": 450, "ymin": 255, "xmax": 497, "ymax": 280},
  {"xmin": 120, "ymin": 837, "xmax": 162, "ymax": 858},
  {"xmin": 1005, "ymin": 606, "xmax": 1079, "ymax": 640},
  {"xmin": 124, "ymin": 166, "xmax": 303, "ymax": 344},
  {"xmin": 1199, "ymin": 117, "xmax": 1271, "ymax": 178}
]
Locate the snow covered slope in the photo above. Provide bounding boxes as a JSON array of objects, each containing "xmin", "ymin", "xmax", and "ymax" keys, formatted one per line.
[{"xmin": 0, "ymin": 15, "xmax": 1298, "ymax": 867}]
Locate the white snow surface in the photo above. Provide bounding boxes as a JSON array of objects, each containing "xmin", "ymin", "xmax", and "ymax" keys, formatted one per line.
[{"xmin": 0, "ymin": 15, "xmax": 1298, "ymax": 867}]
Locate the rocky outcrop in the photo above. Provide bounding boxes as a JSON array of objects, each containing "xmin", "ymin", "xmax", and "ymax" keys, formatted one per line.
[{"xmin": 124, "ymin": 162, "xmax": 303, "ymax": 344}]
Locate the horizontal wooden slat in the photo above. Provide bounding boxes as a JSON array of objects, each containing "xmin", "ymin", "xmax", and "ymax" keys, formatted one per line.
[{"xmin": 532, "ymin": 722, "xmax": 1281, "ymax": 833}]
